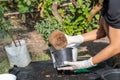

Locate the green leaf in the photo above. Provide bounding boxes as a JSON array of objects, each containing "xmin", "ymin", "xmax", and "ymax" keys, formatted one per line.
[
  {"xmin": 18, "ymin": 5, "xmax": 29, "ymax": 13},
  {"xmin": 95, "ymin": 14, "xmax": 100, "ymax": 20},
  {"xmin": 27, "ymin": 0, "xmax": 31, "ymax": 6}
]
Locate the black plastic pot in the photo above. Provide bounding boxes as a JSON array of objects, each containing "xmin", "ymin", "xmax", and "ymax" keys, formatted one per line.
[
  {"xmin": 52, "ymin": 47, "xmax": 73, "ymax": 68},
  {"xmin": 101, "ymin": 69, "xmax": 120, "ymax": 80}
]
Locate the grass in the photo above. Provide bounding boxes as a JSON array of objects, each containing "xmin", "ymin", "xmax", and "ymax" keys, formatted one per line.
[
  {"xmin": 31, "ymin": 53, "xmax": 51, "ymax": 61},
  {"xmin": 0, "ymin": 57, "xmax": 11, "ymax": 74}
]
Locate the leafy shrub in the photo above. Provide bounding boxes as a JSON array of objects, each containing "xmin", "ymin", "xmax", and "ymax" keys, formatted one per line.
[
  {"xmin": 62, "ymin": 0, "xmax": 99, "ymax": 35},
  {"xmin": 0, "ymin": 0, "xmax": 100, "ymax": 38},
  {"xmin": 0, "ymin": 5, "xmax": 13, "ymax": 38},
  {"xmin": 34, "ymin": 18, "xmax": 62, "ymax": 41},
  {"xmin": 15, "ymin": 0, "xmax": 37, "ymax": 13}
]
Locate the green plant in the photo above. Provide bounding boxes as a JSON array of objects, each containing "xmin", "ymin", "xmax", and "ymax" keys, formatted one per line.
[
  {"xmin": 34, "ymin": 18, "xmax": 62, "ymax": 41},
  {"xmin": 62, "ymin": 0, "xmax": 99, "ymax": 35},
  {"xmin": 14, "ymin": 0, "xmax": 37, "ymax": 13},
  {"xmin": 0, "ymin": 5, "xmax": 13, "ymax": 38},
  {"xmin": 42, "ymin": 0, "xmax": 65, "ymax": 17},
  {"xmin": 0, "ymin": 5, "xmax": 19, "ymax": 47},
  {"xmin": 0, "ymin": 0, "xmax": 99, "ymax": 39},
  {"xmin": 0, "ymin": 57, "xmax": 11, "ymax": 74},
  {"xmin": 0, "ymin": 2, "xmax": 10, "ymax": 12}
]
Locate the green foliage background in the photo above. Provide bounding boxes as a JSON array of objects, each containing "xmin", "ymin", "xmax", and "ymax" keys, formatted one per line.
[{"xmin": 0, "ymin": 0, "xmax": 99, "ymax": 41}]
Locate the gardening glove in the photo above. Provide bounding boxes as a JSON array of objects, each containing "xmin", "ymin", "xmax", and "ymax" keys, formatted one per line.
[
  {"xmin": 49, "ymin": 30, "xmax": 84, "ymax": 50},
  {"xmin": 65, "ymin": 34, "xmax": 84, "ymax": 48},
  {"xmin": 57, "ymin": 57, "xmax": 96, "ymax": 70}
]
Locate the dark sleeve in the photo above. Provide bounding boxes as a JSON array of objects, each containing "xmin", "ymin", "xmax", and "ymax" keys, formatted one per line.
[{"xmin": 102, "ymin": 0, "xmax": 120, "ymax": 28}]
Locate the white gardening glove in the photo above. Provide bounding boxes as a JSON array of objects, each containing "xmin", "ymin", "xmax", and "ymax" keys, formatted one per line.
[
  {"xmin": 65, "ymin": 34, "xmax": 84, "ymax": 47},
  {"xmin": 57, "ymin": 57, "xmax": 96, "ymax": 70}
]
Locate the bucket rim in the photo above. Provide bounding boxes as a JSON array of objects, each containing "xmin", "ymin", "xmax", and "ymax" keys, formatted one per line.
[{"xmin": 52, "ymin": 47, "xmax": 73, "ymax": 53}]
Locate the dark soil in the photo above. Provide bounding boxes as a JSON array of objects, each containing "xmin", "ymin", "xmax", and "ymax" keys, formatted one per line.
[{"xmin": 9, "ymin": 60, "xmax": 113, "ymax": 80}]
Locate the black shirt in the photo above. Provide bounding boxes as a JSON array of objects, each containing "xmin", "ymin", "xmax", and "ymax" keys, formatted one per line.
[{"xmin": 102, "ymin": 0, "xmax": 120, "ymax": 28}]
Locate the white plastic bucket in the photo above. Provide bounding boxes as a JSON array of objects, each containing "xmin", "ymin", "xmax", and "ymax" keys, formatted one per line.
[{"xmin": 5, "ymin": 40, "xmax": 31, "ymax": 67}]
